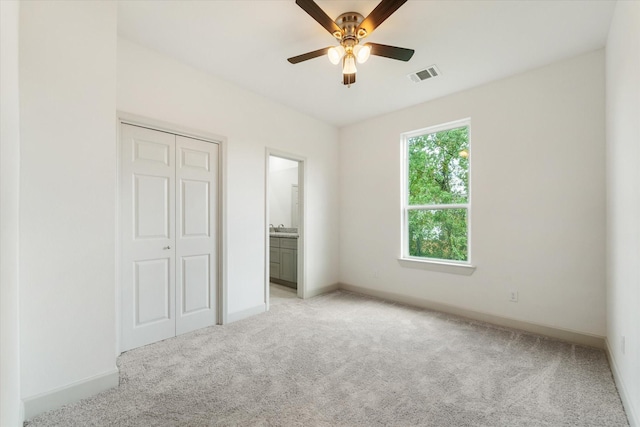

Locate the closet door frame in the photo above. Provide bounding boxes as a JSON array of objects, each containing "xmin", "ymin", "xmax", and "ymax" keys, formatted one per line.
[{"xmin": 116, "ymin": 112, "xmax": 226, "ymax": 355}]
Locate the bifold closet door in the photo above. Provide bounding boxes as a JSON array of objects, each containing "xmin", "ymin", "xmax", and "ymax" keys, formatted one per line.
[
  {"xmin": 120, "ymin": 124, "xmax": 218, "ymax": 352},
  {"xmin": 175, "ymin": 135, "xmax": 218, "ymax": 335}
]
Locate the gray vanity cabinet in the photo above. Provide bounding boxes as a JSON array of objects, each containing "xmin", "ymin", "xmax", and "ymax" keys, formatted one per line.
[
  {"xmin": 269, "ymin": 236, "xmax": 297, "ymax": 288},
  {"xmin": 269, "ymin": 251, "xmax": 280, "ymax": 280}
]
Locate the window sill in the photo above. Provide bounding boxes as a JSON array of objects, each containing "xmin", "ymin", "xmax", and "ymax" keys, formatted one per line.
[{"xmin": 397, "ymin": 258, "xmax": 476, "ymax": 276}]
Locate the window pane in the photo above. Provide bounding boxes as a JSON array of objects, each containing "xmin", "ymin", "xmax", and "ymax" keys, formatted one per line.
[
  {"xmin": 408, "ymin": 209, "xmax": 468, "ymax": 261},
  {"xmin": 408, "ymin": 126, "xmax": 469, "ymax": 205}
]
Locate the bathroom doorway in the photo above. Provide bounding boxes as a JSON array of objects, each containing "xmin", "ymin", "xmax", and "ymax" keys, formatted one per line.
[{"xmin": 265, "ymin": 151, "xmax": 305, "ymax": 310}]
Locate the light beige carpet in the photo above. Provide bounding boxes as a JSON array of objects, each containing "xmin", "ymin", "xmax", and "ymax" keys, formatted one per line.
[{"xmin": 25, "ymin": 290, "xmax": 628, "ymax": 426}]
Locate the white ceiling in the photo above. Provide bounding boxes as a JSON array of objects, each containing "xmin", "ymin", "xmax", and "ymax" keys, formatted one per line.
[{"xmin": 117, "ymin": 0, "xmax": 616, "ymax": 128}]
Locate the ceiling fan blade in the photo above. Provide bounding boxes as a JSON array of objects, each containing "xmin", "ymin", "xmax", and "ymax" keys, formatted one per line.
[
  {"xmin": 366, "ymin": 43, "xmax": 414, "ymax": 62},
  {"xmin": 343, "ymin": 73, "xmax": 356, "ymax": 86},
  {"xmin": 295, "ymin": 0, "xmax": 342, "ymax": 36},
  {"xmin": 287, "ymin": 47, "xmax": 331, "ymax": 64},
  {"xmin": 357, "ymin": 0, "xmax": 408, "ymax": 36}
]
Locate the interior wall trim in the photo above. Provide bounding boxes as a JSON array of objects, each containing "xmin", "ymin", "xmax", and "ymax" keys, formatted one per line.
[
  {"xmin": 226, "ymin": 303, "xmax": 266, "ymax": 324},
  {"xmin": 265, "ymin": 148, "xmax": 307, "ymax": 307},
  {"xmin": 338, "ymin": 283, "xmax": 606, "ymax": 349},
  {"xmin": 605, "ymin": 339, "xmax": 637, "ymax": 427},
  {"xmin": 305, "ymin": 283, "xmax": 339, "ymax": 299},
  {"xmin": 22, "ymin": 368, "xmax": 119, "ymax": 421}
]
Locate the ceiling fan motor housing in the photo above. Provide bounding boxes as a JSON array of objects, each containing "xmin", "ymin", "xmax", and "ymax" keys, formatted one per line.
[{"xmin": 335, "ymin": 12, "xmax": 366, "ymax": 50}]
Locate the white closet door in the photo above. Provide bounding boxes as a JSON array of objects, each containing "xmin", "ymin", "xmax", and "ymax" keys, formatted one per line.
[
  {"xmin": 175, "ymin": 135, "xmax": 218, "ymax": 335},
  {"xmin": 121, "ymin": 124, "xmax": 176, "ymax": 351}
]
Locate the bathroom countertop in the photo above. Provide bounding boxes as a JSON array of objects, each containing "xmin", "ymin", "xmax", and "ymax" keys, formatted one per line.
[{"xmin": 269, "ymin": 232, "xmax": 299, "ymax": 238}]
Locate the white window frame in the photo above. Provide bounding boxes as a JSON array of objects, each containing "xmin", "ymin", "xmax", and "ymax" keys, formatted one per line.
[{"xmin": 399, "ymin": 118, "xmax": 476, "ymax": 275}]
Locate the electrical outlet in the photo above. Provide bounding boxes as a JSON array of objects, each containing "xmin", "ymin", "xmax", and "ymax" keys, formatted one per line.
[
  {"xmin": 509, "ymin": 290, "xmax": 518, "ymax": 302},
  {"xmin": 622, "ymin": 336, "xmax": 626, "ymax": 355}
]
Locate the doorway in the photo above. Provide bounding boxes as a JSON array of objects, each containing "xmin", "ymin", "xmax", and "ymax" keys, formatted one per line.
[{"xmin": 266, "ymin": 151, "xmax": 305, "ymax": 310}]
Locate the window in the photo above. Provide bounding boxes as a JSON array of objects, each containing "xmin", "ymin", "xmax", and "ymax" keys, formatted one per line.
[{"xmin": 401, "ymin": 119, "xmax": 470, "ymax": 264}]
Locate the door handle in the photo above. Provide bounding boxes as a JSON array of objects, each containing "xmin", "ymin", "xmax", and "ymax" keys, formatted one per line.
[{"xmin": 163, "ymin": 246, "xmax": 171, "ymax": 250}]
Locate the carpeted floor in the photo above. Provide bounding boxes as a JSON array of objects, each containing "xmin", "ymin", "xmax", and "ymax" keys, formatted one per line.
[{"xmin": 25, "ymin": 288, "xmax": 628, "ymax": 426}]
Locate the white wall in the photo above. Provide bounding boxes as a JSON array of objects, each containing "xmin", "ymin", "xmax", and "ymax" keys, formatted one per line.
[
  {"xmin": 117, "ymin": 39, "xmax": 340, "ymax": 315},
  {"xmin": 606, "ymin": 1, "xmax": 640, "ymax": 424},
  {"xmin": 339, "ymin": 50, "xmax": 607, "ymax": 337},
  {"xmin": 10, "ymin": 1, "xmax": 630, "ymax": 422},
  {"xmin": 1, "ymin": 1, "xmax": 23, "ymax": 424},
  {"xmin": 19, "ymin": 0, "xmax": 118, "ymax": 403},
  {"xmin": 269, "ymin": 163, "xmax": 298, "ymax": 228}
]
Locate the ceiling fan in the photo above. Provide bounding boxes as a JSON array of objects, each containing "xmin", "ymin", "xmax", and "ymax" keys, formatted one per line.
[{"xmin": 287, "ymin": 0, "xmax": 415, "ymax": 87}]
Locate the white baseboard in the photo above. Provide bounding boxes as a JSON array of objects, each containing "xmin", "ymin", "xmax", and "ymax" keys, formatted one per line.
[
  {"xmin": 605, "ymin": 338, "xmax": 638, "ymax": 427},
  {"xmin": 226, "ymin": 303, "xmax": 266, "ymax": 324},
  {"xmin": 339, "ymin": 283, "xmax": 605, "ymax": 349},
  {"xmin": 304, "ymin": 282, "xmax": 339, "ymax": 299},
  {"xmin": 19, "ymin": 401, "xmax": 25, "ymax": 426},
  {"xmin": 23, "ymin": 368, "xmax": 119, "ymax": 420}
]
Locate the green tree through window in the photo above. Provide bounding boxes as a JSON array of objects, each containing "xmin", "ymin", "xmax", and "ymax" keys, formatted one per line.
[{"xmin": 404, "ymin": 122, "xmax": 470, "ymax": 262}]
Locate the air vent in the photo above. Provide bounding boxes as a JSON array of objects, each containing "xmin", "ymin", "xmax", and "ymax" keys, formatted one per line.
[{"xmin": 408, "ymin": 65, "xmax": 441, "ymax": 83}]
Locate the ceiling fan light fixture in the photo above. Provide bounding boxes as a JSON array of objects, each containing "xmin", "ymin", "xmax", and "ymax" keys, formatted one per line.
[
  {"xmin": 288, "ymin": 0, "xmax": 415, "ymax": 87},
  {"xmin": 328, "ymin": 45, "xmax": 346, "ymax": 65},
  {"xmin": 342, "ymin": 55, "xmax": 357, "ymax": 74},
  {"xmin": 353, "ymin": 45, "xmax": 371, "ymax": 64}
]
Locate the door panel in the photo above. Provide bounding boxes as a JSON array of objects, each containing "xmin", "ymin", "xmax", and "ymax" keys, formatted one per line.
[
  {"xmin": 121, "ymin": 124, "xmax": 176, "ymax": 351},
  {"xmin": 181, "ymin": 254, "xmax": 210, "ymax": 314},
  {"xmin": 181, "ymin": 179, "xmax": 209, "ymax": 237},
  {"xmin": 175, "ymin": 135, "xmax": 218, "ymax": 335},
  {"xmin": 181, "ymin": 147, "xmax": 210, "ymax": 171},
  {"xmin": 135, "ymin": 175, "xmax": 170, "ymax": 239},
  {"xmin": 134, "ymin": 139, "xmax": 170, "ymax": 165},
  {"xmin": 135, "ymin": 258, "xmax": 171, "ymax": 325}
]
